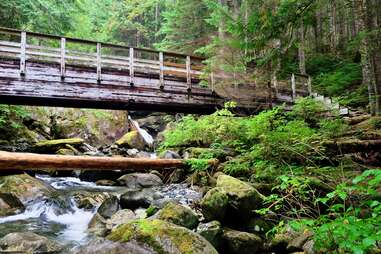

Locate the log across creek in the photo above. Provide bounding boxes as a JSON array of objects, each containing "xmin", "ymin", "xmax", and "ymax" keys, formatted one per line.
[{"xmin": 0, "ymin": 151, "xmax": 186, "ymax": 171}]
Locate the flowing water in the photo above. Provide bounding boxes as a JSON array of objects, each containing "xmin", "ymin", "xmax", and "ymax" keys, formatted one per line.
[{"xmin": 0, "ymin": 174, "xmax": 202, "ymax": 251}]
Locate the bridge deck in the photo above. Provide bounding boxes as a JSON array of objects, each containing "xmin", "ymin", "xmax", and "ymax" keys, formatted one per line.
[
  {"xmin": 0, "ymin": 27, "xmax": 225, "ymax": 113},
  {"xmin": 0, "ymin": 27, "xmax": 312, "ymax": 114}
]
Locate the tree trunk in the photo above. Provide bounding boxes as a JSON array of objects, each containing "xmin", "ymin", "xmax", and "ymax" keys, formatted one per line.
[
  {"xmin": 355, "ymin": 0, "xmax": 378, "ymax": 115},
  {"xmin": 299, "ymin": 23, "xmax": 307, "ymax": 75}
]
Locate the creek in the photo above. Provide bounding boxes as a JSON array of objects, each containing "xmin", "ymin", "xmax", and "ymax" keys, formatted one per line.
[{"xmin": 0, "ymin": 174, "xmax": 202, "ymax": 252}]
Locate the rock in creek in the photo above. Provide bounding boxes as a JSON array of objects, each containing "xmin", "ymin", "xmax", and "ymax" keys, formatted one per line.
[
  {"xmin": 196, "ymin": 221, "xmax": 223, "ymax": 250},
  {"xmin": 222, "ymin": 228, "xmax": 263, "ymax": 254},
  {"xmin": 0, "ymin": 193, "xmax": 25, "ymax": 217},
  {"xmin": 0, "ymin": 173, "xmax": 54, "ymax": 203},
  {"xmin": 73, "ymin": 191, "xmax": 112, "ymax": 210},
  {"xmin": 108, "ymin": 219, "xmax": 218, "ymax": 254},
  {"xmin": 115, "ymin": 131, "xmax": 147, "ymax": 150},
  {"xmin": 117, "ymin": 173, "xmax": 163, "ymax": 189},
  {"xmin": 0, "ymin": 232, "xmax": 62, "ymax": 253},
  {"xmin": 201, "ymin": 174, "xmax": 264, "ymax": 222},
  {"xmin": 96, "ymin": 179, "xmax": 117, "ymax": 186},
  {"xmin": 120, "ymin": 189, "xmax": 155, "ymax": 210},
  {"xmin": 97, "ymin": 196, "xmax": 119, "ymax": 219},
  {"xmin": 155, "ymin": 202, "xmax": 199, "ymax": 229},
  {"xmin": 71, "ymin": 238, "xmax": 156, "ymax": 254},
  {"xmin": 159, "ymin": 150, "xmax": 181, "ymax": 159},
  {"xmin": 88, "ymin": 213, "xmax": 109, "ymax": 237},
  {"xmin": 106, "ymin": 209, "xmax": 136, "ymax": 230}
]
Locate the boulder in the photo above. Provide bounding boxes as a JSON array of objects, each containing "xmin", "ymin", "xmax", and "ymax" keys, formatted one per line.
[
  {"xmin": 245, "ymin": 217, "xmax": 275, "ymax": 235},
  {"xmin": 117, "ymin": 173, "xmax": 163, "ymax": 189},
  {"xmin": 216, "ymin": 174, "xmax": 264, "ymax": 219},
  {"xmin": 0, "ymin": 173, "xmax": 54, "ymax": 203},
  {"xmin": 0, "ymin": 232, "xmax": 62, "ymax": 253},
  {"xmin": 222, "ymin": 228, "xmax": 263, "ymax": 254},
  {"xmin": 96, "ymin": 179, "xmax": 117, "ymax": 186},
  {"xmin": 106, "ymin": 209, "xmax": 136, "ymax": 230},
  {"xmin": 0, "ymin": 193, "xmax": 25, "ymax": 217},
  {"xmin": 196, "ymin": 221, "xmax": 223, "ymax": 249},
  {"xmin": 159, "ymin": 150, "xmax": 181, "ymax": 159},
  {"xmin": 120, "ymin": 189, "xmax": 155, "ymax": 210},
  {"xmin": 71, "ymin": 238, "xmax": 156, "ymax": 254},
  {"xmin": 88, "ymin": 213, "xmax": 109, "ymax": 237},
  {"xmin": 200, "ymin": 187, "xmax": 229, "ymax": 221},
  {"xmin": 34, "ymin": 138, "xmax": 84, "ymax": 153},
  {"xmin": 108, "ymin": 219, "xmax": 218, "ymax": 254},
  {"xmin": 116, "ymin": 131, "xmax": 146, "ymax": 150},
  {"xmin": 97, "ymin": 196, "xmax": 119, "ymax": 219},
  {"xmin": 155, "ymin": 202, "xmax": 199, "ymax": 229},
  {"xmin": 73, "ymin": 191, "xmax": 112, "ymax": 210}
]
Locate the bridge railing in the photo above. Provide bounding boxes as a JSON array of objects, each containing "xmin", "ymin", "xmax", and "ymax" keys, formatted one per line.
[{"xmin": 0, "ymin": 27, "xmax": 207, "ymax": 92}]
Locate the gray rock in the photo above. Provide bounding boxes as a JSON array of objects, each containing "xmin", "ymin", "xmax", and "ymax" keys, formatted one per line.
[
  {"xmin": 106, "ymin": 209, "xmax": 136, "ymax": 230},
  {"xmin": 71, "ymin": 238, "xmax": 155, "ymax": 254},
  {"xmin": 87, "ymin": 213, "xmax": 109, "ymax": 237},
  {"xmin": 120, "ymin": 189, "xmax": 155, "ymax": 210},
  {"xmin": 196, "ymin": 221, "xmax": 223, "ymax": 249},
  {"xmin": 0, "ymin": 232, "xmax": 62, "ymax": 253},
  {"xmin": 155, "ymin": 202, "xmax": 199, "ymax": 229},
  {"xmin": 97, "ymin": 196, "xmax": 119, "ymax": 219},
  {"xmin": 118, "ymin": 173, "xmax": 163, "ymax": 189},
  {"xmin": 0, "ymin": 193, "xmax": 25, "ymax": 217},
  {"xmin": 222, "ymin": 228, "xmax": 263, "ymax": 254},
  {"xmin": 96, "ymin": 179, "xmax": 117, "ymax": 186},
  {"xmin": 159, "ymin": 150, "xmax": 181, "ymax": 159}
]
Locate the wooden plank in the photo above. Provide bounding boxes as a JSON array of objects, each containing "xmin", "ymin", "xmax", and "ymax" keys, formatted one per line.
[
  {"xmin": 0, "ymin": 151, "xmax": 185, "ymax": 170},
  {"xmin": 20, "ymin": 31, "xmax": 26, "ymax": 76}
]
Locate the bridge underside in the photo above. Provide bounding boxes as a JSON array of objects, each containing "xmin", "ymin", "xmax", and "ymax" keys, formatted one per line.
[{"xmin": 0, "ymin": 58, "xmax": 224, "ymax": 114}]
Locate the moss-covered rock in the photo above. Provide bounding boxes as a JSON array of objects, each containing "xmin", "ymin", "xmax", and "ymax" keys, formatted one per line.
[
  {"xmin": 222, "ymin": 228, "xmax": 263, "ymax": 254},
  {"xmin": 0, "ymin": 193, "xmax": 25, "ymax": 217},
  {"xmin": 196, "ymin": 221, "xmax": 223, "ymax": 250},
  {"xmin": 200, "ymin": 187, "xmax": 229, "ymax": 221},
  {"xmin": 0, "ymin": 232, "xmax": 62, "ymax": 253},
  {"xmin": 34, "ymin": 138, "xmax": 84, "ymax": 153},
  {"xmin": 216, "ymin": 174, "xmax": 264, "ymax": 218},
  {"xmin": 108, "ymin": 219, "xmax": 218, "ymax": 254},
  {"xmin": 106, "ymin": 209, "xmax": 136, "ymax": 231},
  {"xmin": 0, "ymin": 174, "xmax": 54, "ymax": 203},
  {"xmin": 117, "ymin": 173, "xmax": 163, "ymax": 189},
  {"xmin": 97, "ymin": 196, "xmax": 120, "ymax": 219},
  {"xmin": 116, "ymin": 131, "xmax": 146, "ymax": 150},
  {"xmin": 155, "ymin": 202, "xmax": 199, "ymax": 229}
]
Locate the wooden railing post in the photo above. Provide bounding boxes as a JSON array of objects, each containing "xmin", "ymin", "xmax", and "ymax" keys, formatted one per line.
[
  {"xmin": 60, "ymin": 38, "xmax": 66, "ymax": 79},
  {"xmin": 210, "ymin": 71, "xmax": 215, "ymax": 94},
  {"xmin": 129, "ymin": 47, "xmax": 134, "ymax": 86},
  {"xmin": 291, "ymin": 73, "xmax": 296, "ymax": 101},
  {"xmin": 96, "ymin": 43, "xmax": 102, "ymax": 83},
  {"xmin": 20, "ymin": 31, "xmax": 26, "ymax": 76},
  {"xmin": 159, "ymin": 52, "xmax": 164, "ymax": 89},
  {"xmin": 186, "ymin": 56, "xmax": 191, "ymax": 92},
  {"xmin": 307, "ymin": 75, "xmax": 312, "ymax": 96}
]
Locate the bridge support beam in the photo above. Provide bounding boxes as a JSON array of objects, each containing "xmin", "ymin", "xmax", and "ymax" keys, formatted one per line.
[{"xmin": 0, "ymin": 151, "xmax": 185, "ymax": 171}]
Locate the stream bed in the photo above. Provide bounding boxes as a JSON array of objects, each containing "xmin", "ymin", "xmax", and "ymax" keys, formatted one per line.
[{"xmin": 0, "ymin": 174, "xmax": 202, "ymax": 252}]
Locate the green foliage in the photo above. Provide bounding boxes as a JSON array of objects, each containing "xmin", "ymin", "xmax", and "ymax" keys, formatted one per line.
[
  {"xmin": 319, "ymin": 118, "xmax": 349, "ymax": 139},
  {"xmin": 223, "ymin": 156, "xmax": 251, "ymax": 176},
  {"xmin": 313, "ymin": 169, "xmax": 381, "ymax": 253},
  {"xmin": 184, "ymin": 159, "xmax": 211, "ymax": 172},
  {"xmin": 0, "ymin": 105, "xmax": 29, "ymax": 138},
  {"xmin": 288, "ymin": 97, "xmax": 328, "ymax": 127}
]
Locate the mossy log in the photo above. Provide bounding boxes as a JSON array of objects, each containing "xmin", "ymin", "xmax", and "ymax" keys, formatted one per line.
[
  {"xmin": 0, "ymin": 151, "xmax": 185, "ymax": 171},
  {"xmin": 323, "ymin": 139, "xmax": 381, "ymax": 154}
]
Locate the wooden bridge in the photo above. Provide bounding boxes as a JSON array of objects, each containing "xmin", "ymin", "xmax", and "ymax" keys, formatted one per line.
[{"xmin": 0, "ymin": 27, "xmax": 312, "ymax": 114}]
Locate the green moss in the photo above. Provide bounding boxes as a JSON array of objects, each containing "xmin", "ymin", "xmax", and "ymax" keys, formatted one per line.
[
  {"xmin": 200, "ymin": 187, "xmax": 229, "ymax": 221},
  {"xmin": 146, "ymin": 205, "xmax": 159, "ymax": 217},
  {"xmin": 108, "ymin": 219, "xmax": 217, "ymax": 254},
  {"xmin": 156, "ymin": 203, "xmax": 199, "ymax": 229},
  {"xmin": 35, "ymin": 138, "xmax": 84, "ymax": 148},
  {"xmin": 115, "ymin": 131, "xmax": 145, "ymax": 150}
]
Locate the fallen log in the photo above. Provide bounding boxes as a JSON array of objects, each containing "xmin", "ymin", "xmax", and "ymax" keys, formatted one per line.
[
  {"xmin": 323, "ymin": 139, "xmax": 381, "ymax": 154},
  {"xmin": 0, "ymin": 151, "xmax": 185, "ymax": 171}
]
